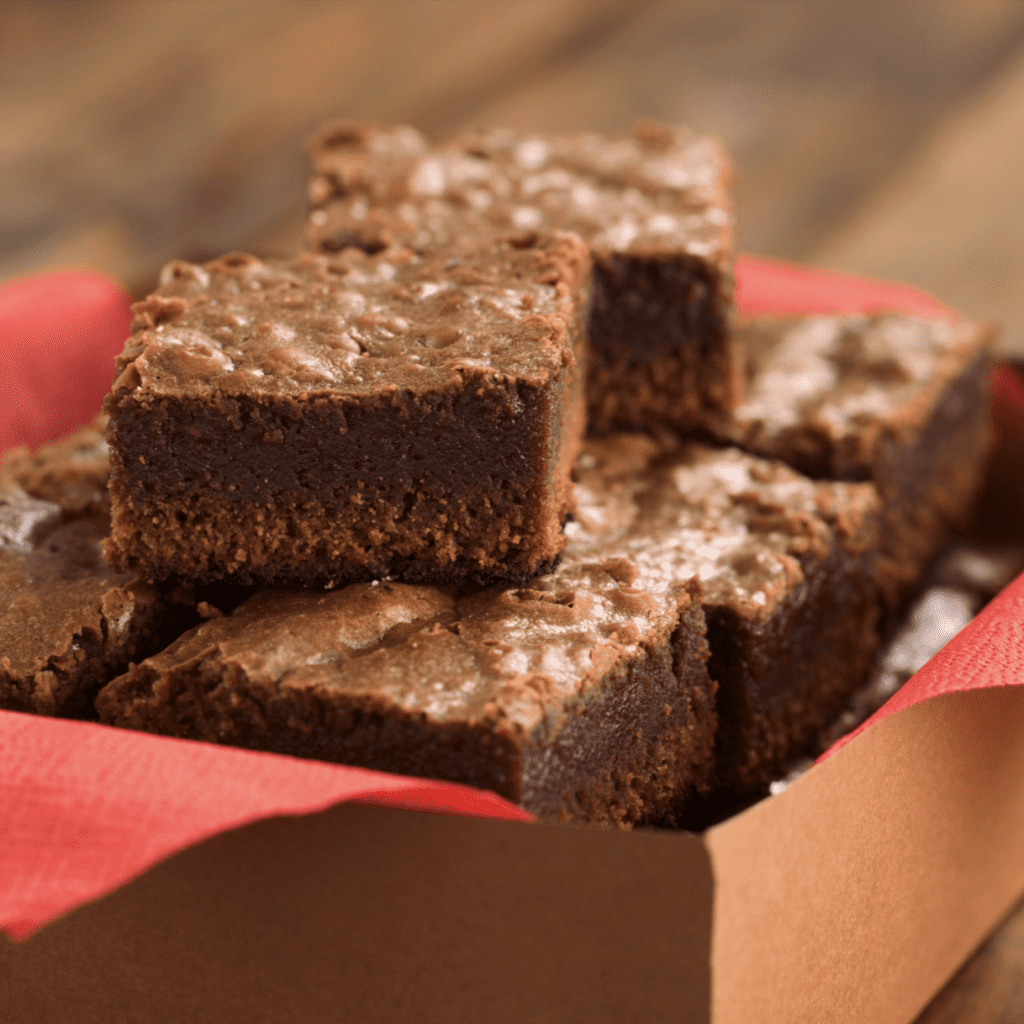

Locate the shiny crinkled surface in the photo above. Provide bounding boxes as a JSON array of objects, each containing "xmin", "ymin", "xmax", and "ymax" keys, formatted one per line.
[
  {"xmin": 568, "ymin": 435, "xmax": 878, "ymax": 618},
  {"xmin": 305, "ymin": 121, "xmax": 732, "ymax": 265},
  {"xmin": 0, "ymin": 485, "xmax": 62, "ymax": 553},
  {"xmin": 122, "ymin": 561, "xmax": 671, "ymax": 735},
  {"xmin": 112, "ymin": 236, "xmax": 587, "ymax": 399},
  {"xmin": 733, "ymin": 312, "xmax": 990, "ymax": 453}
]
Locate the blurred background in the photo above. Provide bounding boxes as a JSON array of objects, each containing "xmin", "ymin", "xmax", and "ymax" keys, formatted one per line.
[{"xmin": 3, "ymin": 0, "xmax": 1024, "ymax": 358}]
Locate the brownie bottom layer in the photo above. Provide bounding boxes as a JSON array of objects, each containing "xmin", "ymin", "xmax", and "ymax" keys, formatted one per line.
[{"xmin": 106, "ymin": 492, "xmax": 563, "ymax": 589}]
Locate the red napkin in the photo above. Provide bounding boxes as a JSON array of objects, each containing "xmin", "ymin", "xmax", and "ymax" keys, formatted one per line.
[
  {"xmin": 734, "ymin": 254, "xmax": 951, "ymax": 319},
  {"xmin": 0, "ymin": 271, "xmax": 132, "ymax": 459},
  {"xmin": 2, "ymin": 256, "xmax": 1021, "ymax": 941}
]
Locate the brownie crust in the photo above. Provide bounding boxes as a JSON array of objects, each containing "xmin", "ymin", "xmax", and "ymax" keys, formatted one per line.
[
  {"xmin": 104, "ymin": 235, "xmax": 589, "ymax": 588},
  {"xmin": 728, "ymin": 312, "xmax": 994, "ymax": 607},
  {"xmin": 304, "ymin": 121, "xmax": 737, "ymax": 435}
]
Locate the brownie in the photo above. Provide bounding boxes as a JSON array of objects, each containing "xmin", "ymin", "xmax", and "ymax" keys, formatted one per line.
[
  {"xmin": 0, "ymin": 483, "xmax": 167, "ymax": 718},
  {"xmin": 304, "ymin": 121, "xmax": 737, "ymax": 435},
  {"xmin": 571, "ymin": 437, "xmax": 881, "ymax": 799},
  {"xmin": 0, "ymin": 413, "xmax": 111, "ymax": 519},
  {"xmin": 726, "ymin": 312, "xmax": 994, "ymax": 606},
  {"xmin": 103, "ymin": 233, "xmax": 590, "ymax": 589}
]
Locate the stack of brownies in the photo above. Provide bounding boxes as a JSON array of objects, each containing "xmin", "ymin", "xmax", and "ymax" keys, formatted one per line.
[{"xmin": 0, "ymin": 122, "xmax": 995, "ymax": 826}]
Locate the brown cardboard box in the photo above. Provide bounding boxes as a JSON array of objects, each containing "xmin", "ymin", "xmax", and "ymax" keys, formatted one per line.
[{"xmin": 4, "ymin": 682, "xmax": 1023, "ymax": 1024}]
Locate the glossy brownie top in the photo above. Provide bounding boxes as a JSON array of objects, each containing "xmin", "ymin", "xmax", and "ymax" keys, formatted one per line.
[
  {"xmin": 0, "ymin": 485, "xmax": 62, "ymax": 553},
  {"xmin": 0, "ymin": 485, "xmax": 151, "ymax": 682},
  {"xmin": 120, "ymin": 436, "xmax": 877, "ymax": 735},
  {"xmin": 731, "ymin": 312, "xmax": 992, "ymax": 475},
  {"xmin": 570, "ymin": 435, "xmax": 879, "ymax": 621},
  {"xmin": 110, "ymin": 232, "xmax": 589, "ymax": 401},
  {"xmin": 304, "ymin": 121, "xmax": 732, "ymax": 267}
]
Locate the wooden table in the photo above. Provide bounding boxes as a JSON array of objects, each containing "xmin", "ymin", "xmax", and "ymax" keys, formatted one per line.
[
  {"xmin": 917, "ymin": 894, "xmax": 1024, "ymax": 1022},
  {"xmin": 5, "ymin": 0, "xmax": 1024, "ymax": 364},
  {"xmin": 2, "ymin": 2, "xmax": 1022, "ymax": 1017}
]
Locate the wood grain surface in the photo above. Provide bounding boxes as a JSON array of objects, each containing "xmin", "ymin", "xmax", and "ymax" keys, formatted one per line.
[
  {"xmin": 2, "ymin": 2, "xmax": 1023, "ymax": 1018},
  {"xmin": 917, "ymin": 895, "xmax": 1024, "ymax": 1024}
]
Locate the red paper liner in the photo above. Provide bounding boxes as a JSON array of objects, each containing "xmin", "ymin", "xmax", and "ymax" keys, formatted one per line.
[{"xmin": 1, "ymin": 257, "xmax": 1021, "ymax": 940}]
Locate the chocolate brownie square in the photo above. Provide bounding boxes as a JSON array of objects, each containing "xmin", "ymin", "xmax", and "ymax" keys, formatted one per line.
[
  {"xmin": 305, "ymin": 121, "xmax": 736, "ymax": 435},
  {"xmin": 0, "ymin": 482, "xmax": 166, "ymax": 718},
  {"xmin": 726, "ymin": 312, "xmax": 993, "ymax": 606},
  {"xmin": 572, "ymin": 436, "xmax": 881, "ymax": 798},
  {"xmin": 103, "ymin": 233, "xmax": 589, "ymax": 588}
]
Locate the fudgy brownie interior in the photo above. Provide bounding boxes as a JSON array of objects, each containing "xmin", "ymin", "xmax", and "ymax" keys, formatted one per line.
[{"xmin": 104, "ymin": 235, "xmax": 590, "ymax": 589}]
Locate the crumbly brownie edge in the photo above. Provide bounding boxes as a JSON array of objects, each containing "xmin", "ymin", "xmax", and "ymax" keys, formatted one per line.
[
  {"xmin": 0, "ymin": 576, "xmax": 166, "ymax": 719},
  {"xmin": 519, "ymin": 588, "xmax": 716, "ymax": 826},
  {"xmin": 872, "ymin": 350, "xmax": 994, "ymax": 608},
  {"xmin": 104, "ymin": 375, "xmax": 573, "ymax": 587},
  {"xmin": 586, "ymin": 253, "xmax": 737, "ymax": 435},
  {"xmin": 705, "ymin": 539, "xmax": 880, "ymax": 797}
]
